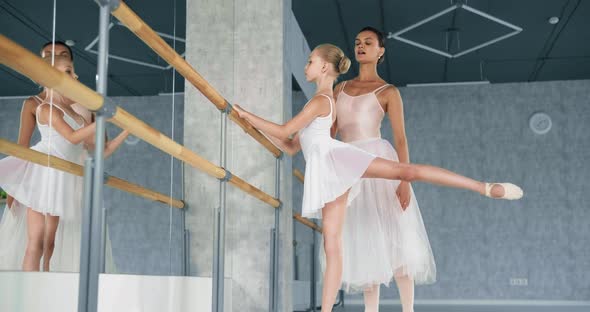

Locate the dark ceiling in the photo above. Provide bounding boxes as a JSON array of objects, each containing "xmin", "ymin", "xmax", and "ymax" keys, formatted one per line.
[
  {"xmin": 1, "ymin": 0, "xmax": 589, "ymax": 97},
  {"xmin": 293, "ymin": 0, "xmax": 590, "ymax": 85},
  {"xmin": 0, "ymin": 0, "xmax": 186, "ymax": 97}
]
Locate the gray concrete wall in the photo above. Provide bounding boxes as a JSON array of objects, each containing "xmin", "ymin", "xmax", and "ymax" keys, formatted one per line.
[
  {"xmin": 292, "ymin": 79, "xmax": 590, "ymax": 301},
  {"xmin": 0, "ymin": 95, "xmax": 186, "ymax": 276},
  {"xmin": 285, "ymin": 13, "xmax": 315, "ymax": 99},
  {"xmin": 185, "ymin": 0, "xmax": 293, "ymax": 310}
]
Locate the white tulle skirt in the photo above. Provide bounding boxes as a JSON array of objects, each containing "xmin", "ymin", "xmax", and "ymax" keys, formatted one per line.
[
  {"xmin": 321, "ymin": 138, "xmax": 436, "ymax": 292},
  {"xmin": 0, "ymin": 145, "xmax": 84, "ymax": 217},
  {"xmin": 300, "ymin": 135, "xmax": 376, "ymax": 219},
  {"xmin": 0, "ymin": 149, "xmax": 115, "ymax": 272}
]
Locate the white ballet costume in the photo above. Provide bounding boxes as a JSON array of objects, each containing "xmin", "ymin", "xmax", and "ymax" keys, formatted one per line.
[
  {"xmin": 321, "ymin": 83, "xmax": 436, "ymax": 292},
  {"xmin": 299, "ymin": 94, "xmax": 376, "ymax": 219},
  {"xmin": 0, "ymin": 97, "xmax": 114, "ymax": 272}
]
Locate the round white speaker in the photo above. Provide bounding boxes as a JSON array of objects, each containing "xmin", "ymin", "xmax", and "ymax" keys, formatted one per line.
[{"xmin": 529, "ymin": 112, "xmax": 552, "ymax": 135}]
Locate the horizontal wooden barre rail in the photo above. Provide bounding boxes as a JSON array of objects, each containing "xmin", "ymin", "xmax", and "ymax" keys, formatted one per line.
[
  {"xmin": 294, "ymin": 213, "xmax": 322, "ymax": 233},
  {"xmin": 293, "ymin": 168, "xmax": 305, "ymax": 184},
  {"xmin": 0, "ymin": 34, "xmax": 280, "ymax": 209},
  {"xmin": 0, "ymin": 35, "xmax": 103, "ymax": 111},
  {"xmin": 0, "ymin": 138, "xmax": 184, "ymax": 208},
  {"xmin": 111, "ymin": 2, "xmax": 282, "ymax": 158}
]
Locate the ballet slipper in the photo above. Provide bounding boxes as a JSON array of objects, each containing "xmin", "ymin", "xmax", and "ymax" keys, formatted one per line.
[{"xmin": 484, "ymin": 183, "xmax": 523, "ymax": 200}]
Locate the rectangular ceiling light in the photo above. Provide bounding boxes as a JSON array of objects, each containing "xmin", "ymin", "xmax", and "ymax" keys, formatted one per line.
[
  {"xmin": 85, "ymin": 22, "xmax": 185, "ymax": 70},
  {"xmin": 390, "ymin": 4, "xmax": 522, "ymax": 59}
]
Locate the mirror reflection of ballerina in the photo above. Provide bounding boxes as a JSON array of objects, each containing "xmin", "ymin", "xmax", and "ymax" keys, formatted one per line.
[{"xmin": 0, "ymin": 55, "xmax": 128, "ymax": 272}]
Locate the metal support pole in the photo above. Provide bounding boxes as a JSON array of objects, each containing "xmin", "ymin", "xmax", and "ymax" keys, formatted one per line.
[
  {"xmin": 92, "ymin": 0, "xmax": 110, "ymax": 273},
  {"xmin": 182, "ymin": 163, "xmax": 188, "ymax": 276},
  {"xmin": 309, "ymin": 224, "xmax": 317, "ymax": 312},
  {"xmin": 271, "ymin": 158, "xmax": 281, "ymax": 311},
  {"xmin": 94, "ymin": 3, "xmax": 112, "ymax": 275},
  {"xmin": 212, "ymin": 111, "xmax": 228, "ymax": 312},
  {"xmin": 183, "ymin": 229, "xmax": 190, "ymax": 276},
  {"xmin": 100, "ymin": 206, "xmax": 107, "ymax": 271},
  {"xmin": 268, "ymin": 228, "xmax": 276, "ymax": 311},
  {"xmin": 77, "ymin": 157, "xmax": 95, "ymax": 312},
  {"xmin": 78, "ymin": 2, "xmax": 116, "ymax": 311}
]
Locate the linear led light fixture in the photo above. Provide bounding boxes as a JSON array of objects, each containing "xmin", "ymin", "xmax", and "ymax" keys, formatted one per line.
[
  {"xmin": 158, "ymin": 92, "xmax": 185, "ymax": 96},
  {"xmin": 390, "ymin": 3, "xmax": 522, "ymax": 58},
  {"xmin": 406, "ymin": 80, "xmax": 490, "ymax": 87},
  {"xmin": 85, "ymin": 22, "xmax": 186, "ymax": 70}
]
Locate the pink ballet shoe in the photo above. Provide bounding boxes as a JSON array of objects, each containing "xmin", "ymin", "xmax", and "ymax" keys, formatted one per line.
[{"xmin": 484, "ymin": 183, "xmax": 523, "ymax": 200}]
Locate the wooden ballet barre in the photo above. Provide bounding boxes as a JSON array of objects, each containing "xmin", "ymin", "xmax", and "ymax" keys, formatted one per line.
[
  {"xmin": 0, "ymin": 138, "xmax": 184, "ymax": 208},
  {"xmin": 294, "ymin": 213, "xmax": 322, "ymax": 233},
  {"xmin": 0, "ymin": 37, "xmax": 103, "ymax": 111},
  {"xmin": 0, "ymin": 34, "xmax": 280, "ymax": 209},
  {"xmin": 293, "ymin": 168, "xmax": 305, "ymax": 184},
  {"xmin": 110, "ymin": 2, "xmax": 282, "ymax": 158}
]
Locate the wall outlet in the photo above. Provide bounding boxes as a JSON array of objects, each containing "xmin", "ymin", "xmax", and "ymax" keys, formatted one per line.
[{"xmin": 509, "ymin": 278, "xmax": 528, "ymax": 286}]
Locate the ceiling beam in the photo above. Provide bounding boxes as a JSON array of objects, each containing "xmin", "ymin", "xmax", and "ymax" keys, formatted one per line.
[
  {"xmin": 333, "ymin": 0, "xmax": 358, "ymax": 77},
  {"xmin": 378, "ymin": 0, "xmax": 392, "ymax": 82},
  {"xmin": 528, "ymin": 0, "xmax": 581, "ymax": 81}
]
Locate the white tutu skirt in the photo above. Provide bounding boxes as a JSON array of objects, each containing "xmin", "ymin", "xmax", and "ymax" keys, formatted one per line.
[
  {"xmin": 0, "ymin": 147, "xmax": 82, "ymax": 217},
  {"xmin": 300, "ymin": 137, "xmax": 376, "ymax": 219},
  {"xmin": 321, "ymin": 138, "xmax": 436, "ymax": 292},
  {"xmin": 0, "ymin": 150, "xmax": 115, "ymax": 272}
]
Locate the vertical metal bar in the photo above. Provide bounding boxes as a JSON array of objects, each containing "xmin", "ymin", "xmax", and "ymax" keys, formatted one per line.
[
  {"xmin": 212, "ymin": 200, "xmax": 226, "ymax": 312},
  {"xmin": 182, "ymin": 162, "xmax": 188, "ymax": 276},
  {"xmin": 95, "ymin": 2, "xmax": 111, "ymax": 275},
  {"xmin": 268, "ymin": 228, "xmax": 276, "ymax": 311},
  {"xmin": 183, "ymin": 229, "xmax": 190, "ymax": 276},
  {"xmin": 77, "ymin": 157, "xmax": 95, "ymax": 312},
  {"xmin": 100, "ymin": 206, "xmax": 107, "ymax": 271},
  {"xmin": 220, "ymin": 111, "xmax": 228, "ymax": 310},
  {"xmin": 213, "ymin": 111, "xmax": 228, "ymax": 312},
  {"xmin": 81, "ymin": 2, "xmax": 111, "ymax": 312},
  {"xmin": 310, "ymin": 225, "xmax": 317, "ymax": 312},
  {"xmin": 293, "ymin": 242, "xmax": 298, "ymax": 281},
  {"xmin": 212, "ymin": 204, "xmax": 220, "ymax": 312},
  {"xmin": 272, "ymin": 158, "xmax": 281, "ymax": 311}
]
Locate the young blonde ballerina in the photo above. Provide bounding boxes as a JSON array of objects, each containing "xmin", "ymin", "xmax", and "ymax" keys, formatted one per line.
[
  {"xmin": 330, "ymin": 26, "xmax": 434, "ymax": 312},
  {"xmin": 0, "ymin": 55, "xmax": 128, "ymax": 272},
  {"xmin": 233, "ymin": 44, "xmax": 523, "ymax": 312}
]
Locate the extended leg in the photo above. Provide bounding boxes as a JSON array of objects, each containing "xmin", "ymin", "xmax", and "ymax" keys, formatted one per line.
[{"xmin": 363, "ymin": 158, "xmax": 522, "ymax": 199}]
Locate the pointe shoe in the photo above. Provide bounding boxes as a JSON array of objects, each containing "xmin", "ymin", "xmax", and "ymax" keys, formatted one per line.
[{"xmin": 485, "ymin": 183, "xmax": 523, "ymax": 200}]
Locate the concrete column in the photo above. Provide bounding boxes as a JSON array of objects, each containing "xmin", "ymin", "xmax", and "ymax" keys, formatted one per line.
[{"xmin": 184, "ymin": 0, "xmax": 293, "ymax": 310}]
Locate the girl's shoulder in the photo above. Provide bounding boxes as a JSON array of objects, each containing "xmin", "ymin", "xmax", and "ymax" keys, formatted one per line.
[
  {"xmin": 22, "ymin": 96, "xmax": 41, "ymax": 113},
  {"xmin": 310, "ymin": 94, "xmax": 333, "ymax": 105}
]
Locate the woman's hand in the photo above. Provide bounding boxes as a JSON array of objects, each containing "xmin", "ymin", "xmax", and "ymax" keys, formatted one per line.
[
  {"xmin": 233, "ymin": 104, "xmax": 249, "ymax": 120},
  {"xmin": 396, "ymin": 181, "xmax": 411, "ymax": 211}
]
